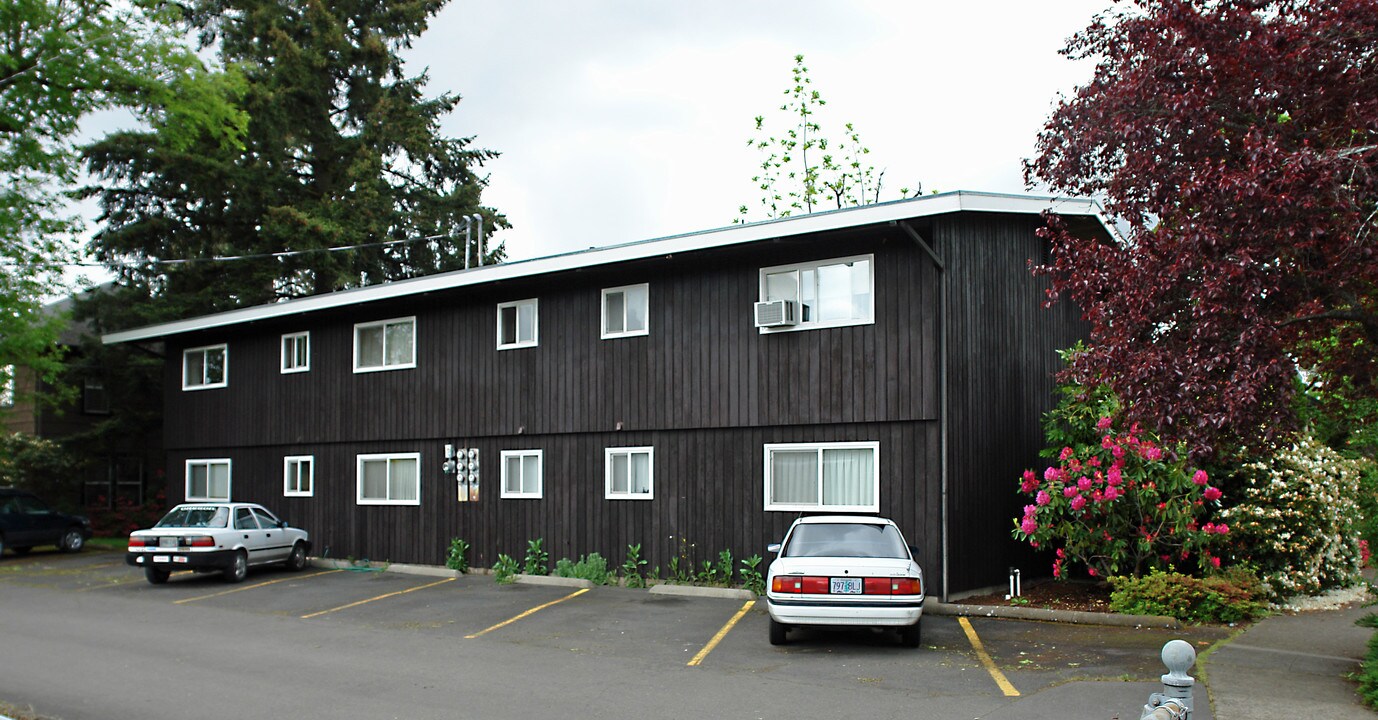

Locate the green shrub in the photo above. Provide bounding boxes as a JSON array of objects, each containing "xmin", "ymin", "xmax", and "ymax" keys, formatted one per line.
[
  {"xmin": 1219, "ymin": 435, "xmax": 1368, "ymax": 599},
  {"xmin": 739, "ymin": 554, "xmax": 765, "ymax": 595},
  {"xmin": 1108, "ymin": 568, "xmax": 1267, "ymax": 623},
  {"xmin": 0, "ymin": 432, "xmax": 83, "ymax": 509},
  {"xmin": 1358, "ymin": 614, "xmax": 1378, "ymax": 709},
  {"xmin": 523, "ymin": 538, "xmax": 548, "ymax": 576},
  {"xmin": 621, "ymin": 544, "xmax": 647, "ymax": 588},
  {"xmin": 493, "ymin": 554, "xmax": 519, "ymax": 584},
  {"xmin": 554, "ymin": 553, "xmax": 613, "ymax": 585},
  {"xmin": 445, "ymin": 538, "xmax": 470, "ymax": 573}
]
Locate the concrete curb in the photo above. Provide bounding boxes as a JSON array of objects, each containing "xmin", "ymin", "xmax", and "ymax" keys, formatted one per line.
[
  {"xmin": 648, "ymin": 584, "xmax": 756, "ymax": 600},
  {"xmin": 927, "ymin": 601, "xmax": 1180, "ymax": 629},
  {"xmin": 515, "ymin": 574, "xmax": 593, "ymax": 589}
]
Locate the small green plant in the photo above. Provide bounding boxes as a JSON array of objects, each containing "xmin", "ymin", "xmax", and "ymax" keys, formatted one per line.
[
  {"xmin": 493, "ymin": 553, "xmax": 519, "ymax": 584},
  {"xmin": 1009, "ymin": 596, "xmax": 1032, "ymax": 607},
  {"xmin": 555, "ymin": 553, "xmax": 613, "ymax": 585},
  {"xmin": 1107, "ymin": 568, "xmax": 1267, "ymax": 623},
  {"xmin": 621, "ymin": 544, "xmax": 647, "ymax": 588},
  {"xmin": 445, "ymin": 538, "xmax": 470, "ymax": 573},
  {"xmin": 739, "ymin": 554, "xmax": 765, "ymax": 595},
  {"xmin": 713, "ymin": 549, "xmax": 734, "ymax": 586},
  {"xmin": 668, "ymin": 536, "xmax": 696, "ymax": 584},
  {"xmin": 523, "ymin": 538, "xmax": 548, "ymax": 576},
  {"xmin": 697, "ymin": 560, "xmax": 716, "ymax": 585},
  {"xmin": 1357, "ymin": 624, "xmax": 1378, "ymax": 709}
]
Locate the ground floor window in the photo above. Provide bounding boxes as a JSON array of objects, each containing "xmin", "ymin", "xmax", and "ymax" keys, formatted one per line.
[
  {"xmin": 284, "ymin": 455, "xmax": 314, "ymax": 497},
  {"xmin": 764, "ymin": 442, "xmax": 879, "ymax": 512},
  {"xmin": 186, "ymin": 458, "xmax": 232, "ymax": 501},
  {"xmin": 501, "ymin": 450, "xmax": 543, "ymax": 498},
  {"xmin": 357, "ymin": 452, "xmax": 420, "ymax": 505},
  {"xmin": 605, "ymin": 446, "xmax": 653, "ymax": 499}
]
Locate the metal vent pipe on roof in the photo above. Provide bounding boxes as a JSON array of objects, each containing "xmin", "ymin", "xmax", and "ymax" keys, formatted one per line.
[{"xmin": 472, "ymin": 213, "xmax": 484, "ymax": 266}]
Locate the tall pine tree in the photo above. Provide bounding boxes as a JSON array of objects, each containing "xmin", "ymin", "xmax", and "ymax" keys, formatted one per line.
[{"xmin": 84, "ymin": 0, "xmax": 502, "ymax": 325}]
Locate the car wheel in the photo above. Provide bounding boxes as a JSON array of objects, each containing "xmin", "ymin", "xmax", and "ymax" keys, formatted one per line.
[
  {"xmin": 285, "ymin": 542, "xmax": 307, "ymax": 572},
  {"xmin": 769, "ymin": 618, "xmax": 789, "ymax": 646},
  {"xmin": 145, "ymin": 567, "xmax": 170, "ymax": 585},
  {"xmin": 899, "ymin": 620, "xmax": 922, "ymax": 648},
  {"xmin": 223, "ymin": 550, "xmax": 248, "ymax": 583},
  {"xmin": 58, "ymin": 528, "xmax": 85, "ymax": 553}
]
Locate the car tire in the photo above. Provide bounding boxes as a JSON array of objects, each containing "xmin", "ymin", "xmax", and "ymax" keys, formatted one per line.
[
  {"xmin": 769, "ymin": 618, "xmax": 789, "ymax": 646},
  {"xmin": 285, "ymin": 542, "xmax": 307, "ymax": 572},
  {"xmin": 899, "ymin": 620, "xmax": 922, "ymax": 648},
  {"xmin": 145, "ymin": 567, "xmax": 170, "ymax": 585},
  {"xmin": 58, "ymin": 528, "xmax": 85, "ymax": 553},
  {"xmin": 223, "ymin": 550, "xmax": 248, "ymax": 583}
]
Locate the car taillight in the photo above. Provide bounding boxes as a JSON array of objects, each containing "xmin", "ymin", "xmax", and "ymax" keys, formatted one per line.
[
  {"xmin": 801, "ymin": 576, "xmax": 829, "ymax": 594},
  {"xmin": 864, "ymin": 578, "xmax": 892, "ymax": 594},
  {"xmin": 772, "ymin": 576, "xmax": 803, "ymax": 593},
  {"xmin": 188, "ymin": 536, "xmax": 215, "ymax": 547},
  {"xmin": 891, "ymin": 577, "xmax": 923, "ymax": 595},
  {"xmin": 128, "ymin": 536, "xmax": 145, "ymax": 549}
]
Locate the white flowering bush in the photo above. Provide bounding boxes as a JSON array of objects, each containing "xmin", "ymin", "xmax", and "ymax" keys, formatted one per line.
[{"xmin": 1220, "ymin": 435, "xmax": 1369, "ymax": 599}]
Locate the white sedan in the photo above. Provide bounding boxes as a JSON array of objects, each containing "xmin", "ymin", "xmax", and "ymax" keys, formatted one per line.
[
  {"xmin": 126, "ymin": 502, "xmax": 311, "ymax": 584},
  {"xmin": 765, "ymin": 515, "xmax": 925, "ymax": 647}
]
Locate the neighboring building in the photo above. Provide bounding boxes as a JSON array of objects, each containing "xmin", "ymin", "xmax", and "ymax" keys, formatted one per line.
[
  {"xmin": 103, "ymin": 191, "xmax": 1109, "ymax": 598},
  {"xmin": 2, "ymin": 295, "xmax": 160, "ymax": 508}
]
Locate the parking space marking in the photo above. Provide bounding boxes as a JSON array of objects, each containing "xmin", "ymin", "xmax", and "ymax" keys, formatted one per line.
[
  {"xmin": 174, "ymin": 569, "xmax": 342, "ymax": 604},
  {"xmin": 687, "ymin": 599, "xmax": 754, "ymax": 667},
  {"xmin": 300, "ymin": 577, "xmax": 456, "ymax": 619},
  {"xmin": 464, "ymin": 588, "xmax": 588, "ymax": 639},
  {"xmin": 958, "ymin": 616, "xmax": 1020, "ymax": 697}
]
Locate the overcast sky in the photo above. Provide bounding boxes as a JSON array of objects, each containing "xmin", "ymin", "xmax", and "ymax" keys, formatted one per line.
[{"xmin": 402, "ymin": 0, "xmax": 1113, "ymax": 262}]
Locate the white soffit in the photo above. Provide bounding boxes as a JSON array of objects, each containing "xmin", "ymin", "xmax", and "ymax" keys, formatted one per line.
[{"xmin": 103, "ymin": 191, "xmax": 1107, "ymax": 344}]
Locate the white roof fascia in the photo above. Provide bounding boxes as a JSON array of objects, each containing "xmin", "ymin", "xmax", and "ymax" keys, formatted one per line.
[{"xmin": 102, "ymin": 191, "xmax": 1107, "ymax": 344}]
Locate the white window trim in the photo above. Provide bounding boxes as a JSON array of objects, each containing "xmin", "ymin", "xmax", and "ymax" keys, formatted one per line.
[
  {"xmin": 600, "ymin": 283, "xmax": 650, "ymax": 339},
  {"xmin": 604, "ymin": 446, "xmax": 654, "ymax": 500},
  {"xmin": 500, "ymin": 449, "xmax": 544, "ymax": 499},
  {"xmin": 763, "ymin": 441, "xmax": 880, "ymax": 512},
  {"xmin": 284, "ymin": 455, "xmax": 314, "ymax": 497},
  {"xmin": 496, "ymin": 298, "xmax": 539, "ymax": 350},
  {"xmin": 281, "ymin": 332, "xmax": 310, "ymax": 374},
  {"xmin": 185, "ymin": 458, "xmax": 232, "ymax": 502},
  {"xmin": 353, "ymin": 316, "xmax": 417, "ymax": 373},
  {"xmin": 181, "ymin": 343, "xmax": 228, "ymax": 390},
  {"xmin": 356, "ymin": 452, "xmax": 422, "ymax": 506},
  {"xmin": 758, "ymin": 253, "xmax": 875, "ymax": 333}
]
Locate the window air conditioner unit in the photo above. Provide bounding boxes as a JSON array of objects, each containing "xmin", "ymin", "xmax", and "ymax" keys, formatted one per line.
[{"xmin": 754, "ymin": 300, "xmax": 798, "ymax": 328}]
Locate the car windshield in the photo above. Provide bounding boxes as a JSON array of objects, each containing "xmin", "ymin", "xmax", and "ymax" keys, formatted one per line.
[
  {"xmin": 782, "ymin": 523, "xmax": 910, "ymax": 559},
  {"xmin": 154, "ymin": 506, "xmax": 229, "ymax": 529}
]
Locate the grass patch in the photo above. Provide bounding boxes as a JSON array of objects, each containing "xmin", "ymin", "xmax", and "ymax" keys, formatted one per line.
[{"xmin": 85, "ymin": 537, "xmax": 128, "ymax": 551}]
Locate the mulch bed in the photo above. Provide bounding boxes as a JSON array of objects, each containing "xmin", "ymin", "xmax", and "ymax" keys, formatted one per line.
[{"xmin": 957, "ymin": 579, "xmax": 1114, "ymax": 613}]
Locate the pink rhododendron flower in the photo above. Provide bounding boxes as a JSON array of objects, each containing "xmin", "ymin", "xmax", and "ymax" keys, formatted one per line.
[
  {"xmin": 1107, "ymin": 467, "xmax": 1123, "ymax": 486},
  {"xmin": 1087, "ymin": 456, "xmax": 1101, "ymax": 468},
  {"xmin": 1203, "ymin": 522, "xmax": 1217, "ymax": 534},
  {"xmin": 1214, "ymin": 523, "xmax": 1229, "ymax": 535},
  {"xmin": 1144, "ymin": 446, "xmax": 1163, "ymax": 461},
  {"xmin": 1087, "ymin": 567, "xmax": 1098, "ymax": 577},
  {"xmin": 1211, "ymin": 556, "xmax": 1222, "ymax": 569},
  {"xmin": 1020, "ymin": 475, "xmax": 1039, "ymax": 493},
  {"xmin": 1059, "ymin": 446, "xmax": 1074, "ymax": 461},
  {"xmin": 1063, "ymin": 485, "xmax": 1079, "ymax": 498},
  {"xmin": 1044, "ymin": 467, "xmax": 1062, "ymax": 482},
  {"xmin": 1056, "ymin": 548, "xmax": 1065, "ymax": 559},
  {"xmin": 1102, "ymin": 436, "xmax": 1116, "ymax": 450},
  {"xmin": 1023, "ymin": 504, "xmax": 1037, "ymax": 517},
  {"xmin": 1203, "ymin": 486, "xmax": 1222, "ymax": 502},
  {"xmin": 1070, "ymin": 495, "xmax": 1087, "ymax": 511},
  {"xmin": 1036, "ymin": 490, "xmax": 1051, "ymax": 506},
  {"xmin": 1096, "ymin": 416, "xmax": 1113, "ymax": 430},
  {"xmin": 1077, "ymin": 476, "xmax": 1092, "ymax": 491},
  {"xmin": 1052, "ymin": 563, "xmax": 1062, "ymax": 578},
  {"xmin": 1103, "ymin": 486, "xmax": 1119, "ymax": 501},
  {"xmin": 1020, "ymin": 517, "xmax": 1038, "ymax": 534},
  {"xmin": 1112, "ymin": 445, "xmax": 1125, "ymax": 459},
  {"xmin": 1192, "ymin": 469, "xmax": 1209, "ymax": 486}
]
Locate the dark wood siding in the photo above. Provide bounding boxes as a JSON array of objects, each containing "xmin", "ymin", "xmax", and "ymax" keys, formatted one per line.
[{"xmin": 156, "ymin": 211, "xmax": 1091, "ymax": 596}]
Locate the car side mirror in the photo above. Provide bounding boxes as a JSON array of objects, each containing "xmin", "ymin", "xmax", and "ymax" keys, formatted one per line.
[
  {"xmin": 279, "ymin": 520, "xmax": 288, "ymax": 529},
  {"xmin": 767, "ymin": 543, "xmax": 781, "ymax": 554}
]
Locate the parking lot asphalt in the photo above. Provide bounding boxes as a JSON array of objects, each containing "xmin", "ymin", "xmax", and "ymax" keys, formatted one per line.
[{"xmin": 0, "ymin": 549, "xmax": 1229, "ymax": 720}]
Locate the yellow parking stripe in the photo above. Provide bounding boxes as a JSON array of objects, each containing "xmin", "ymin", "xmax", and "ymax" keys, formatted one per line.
[
  {"xmin": 687, "ymin": 599, "xmax": 754, "ymax": 667},
  {"xmin": 301, "ymin": 577, "xmax": 455, "ymax": 619},
  {"xmin": 174, "ymin": 569, "xmax": 342, "ymax": 604},
  {"xmin": 465, "ymin": 588, "xmax": 588, "ymax": 639},
  {"xmin": 958, "ymin": 616, "xmax": 1020, "ymax": 697}
]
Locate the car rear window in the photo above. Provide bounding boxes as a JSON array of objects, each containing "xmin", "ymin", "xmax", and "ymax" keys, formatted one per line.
[
  {"xmin": 782, "ymin": 523, "xmax": 910, "ymax": 559},
  {"xmin": 155, "ymin": 506, "xmax": 229, "ymax": 529}
]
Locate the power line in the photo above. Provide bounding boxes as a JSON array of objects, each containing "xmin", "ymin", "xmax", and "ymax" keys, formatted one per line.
[{"xmin": 0, "ymin": 232, "xmax": 463, "ymax": 269}]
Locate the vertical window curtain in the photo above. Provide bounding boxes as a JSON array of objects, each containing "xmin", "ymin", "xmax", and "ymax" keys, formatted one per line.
[
  {"xmin": 504, "ymin": 455, "xmax": 522, "ymax": 493},
  {"xmin": 816, "ymin": 263, "xmax": 852, "ymax": 321},
  {"xmin": 390, "ymin": 457, "xmax": 418, "ymax": 501},
  {"xmin": 207, "ymin": 463, "xmax": 229, "ymax": 499},
  {"xmin": 522, "ymin": 455, "xmax": 540, "ymax": 493},
  {"xmin": 821, "ymin": 448, "xmax": 873, "ymax": 507},
  {"xmin": 295, "ymin": 337, "xmax": 308, "ymax": 367},
  {"xmin": 385, "ymin": 322, "xmax": 414, "ymax": 365},
  {"xmin": 605, "ymin": 292, "xmax": 625, "ymax": 334},
  {"xmin": 189, "ymin": 464, "xmax": 208, "ymax": 497},
  {"xmin": 362, "ymin": 459, "xmax": 388, "ymax": 499},
  {"xmin": 500, "ymin": 306, "xmax": 518, "ymax": 344},
  {"xmin": 626, "ymin": 286, "xmax": 647, "ymax": 332},
  {"xmin": 610, "ymin": 453, "xmax": 629, "ymax": 493},
  {"xmin": 850, "ymin": 259, "xmax": 871, "ymax": 320},
  {"xmin": 185, "ymin": 352, "xmax": 205, "ymax": 385},
  {"xmin": 630, "ymin": 452, "xmax": 650, "ymax": 494},
  {"xmin": 771, "ymin": 451, "xmax": 819, "ymax": 505},
  {"xmin": 518, "ymin": 303, "xmax": 536, "ymax": 343}
]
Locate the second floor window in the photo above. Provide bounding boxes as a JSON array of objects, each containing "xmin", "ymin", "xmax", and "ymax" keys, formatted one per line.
[
  {"xmin": 354, "ymin": 317, "xmax": 416, "ymax": 372},
  {"xmin": 602, "ymin": 283, "xmax": 649, "ymax": 339},
  {"xmin": 497, "ymin": 299, "xmax": 538, "ymax": 349},
  {"xmin": 182, "ymin": 344, "xmax": 228, "ymax": 390},
  {"xmin": 760, "ymin": 254, "xmax": 874, "ymax": 331},
  {"xmin": 281, "ymin": 332, "xmax": 310, "ymax": 373}
]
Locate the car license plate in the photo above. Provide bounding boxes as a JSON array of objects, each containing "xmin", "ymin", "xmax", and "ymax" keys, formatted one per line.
[
  {"xmin": 831, "ymin": 578, "xmax": 863, "ymax": 594},
  {"xmin": 159, "ymin": 536, "xmax": 177, "ymax": 548},
  {"xmin": 153, "ymin": 555, "xmax": 169, "ymax": 563},
  {"xmin": 173, "ymin": 555, "xmax": 188, "ymax": 563}
]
